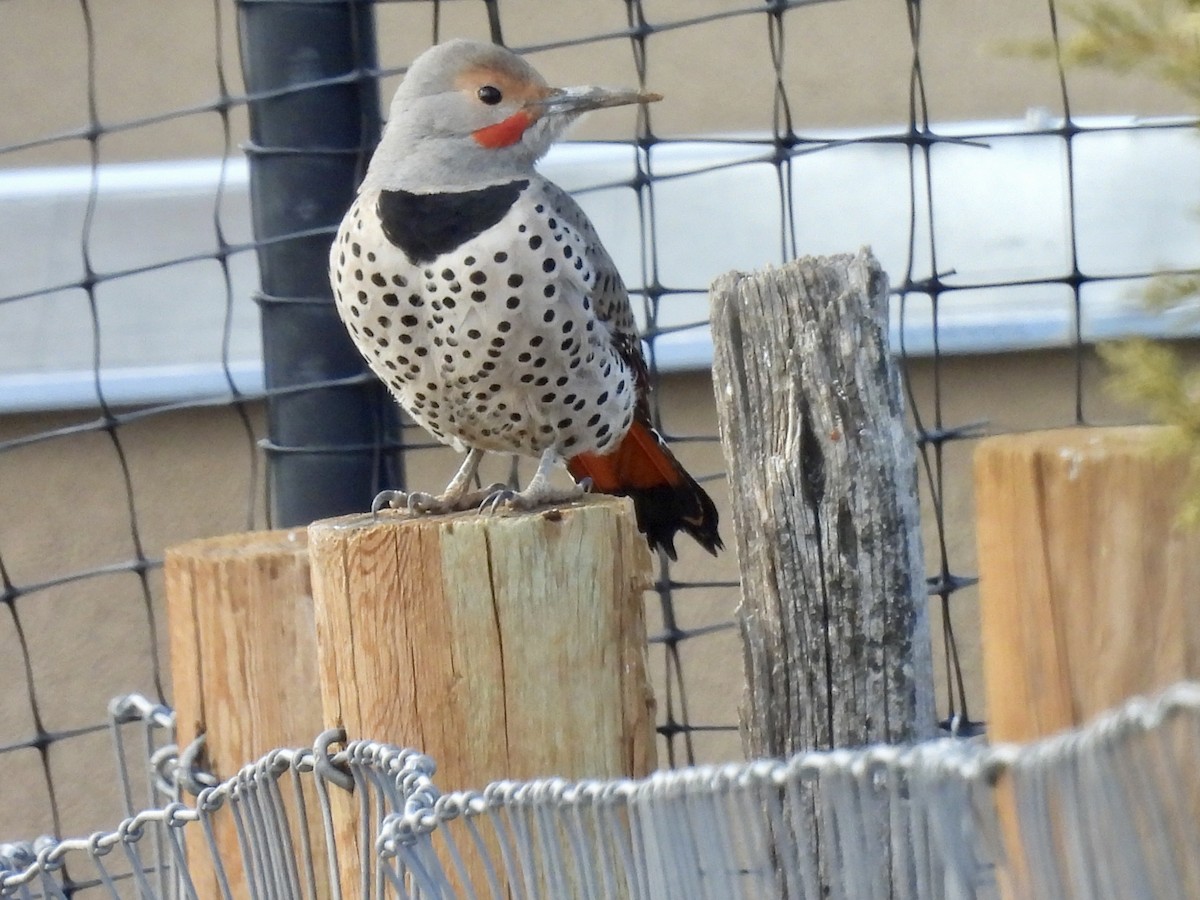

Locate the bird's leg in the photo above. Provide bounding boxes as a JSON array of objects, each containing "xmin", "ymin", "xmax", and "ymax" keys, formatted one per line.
[
  {"xmin": 373, "ymin": 447, "xmax": 504, "ymax": 515},
  {"xmin": 441, "ymin": 446, "xmax": 488, "ymax": 500},
  {"xmin": 480, "ymin": 448, "xmax": 587, "ymax": 513}
]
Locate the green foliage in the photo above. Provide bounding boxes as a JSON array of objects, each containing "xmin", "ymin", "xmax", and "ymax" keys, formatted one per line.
[
  {"xmin": 1041, "ymin": 0, "xmax": 1200, "ymax": 521},
  {"xmin": 1100, "ymin": 339, "xmax": 1200, "ymax": 523},
  {"xmin": 1052, "ymin": 0, "xmax": 1200, "ymax": 101}
]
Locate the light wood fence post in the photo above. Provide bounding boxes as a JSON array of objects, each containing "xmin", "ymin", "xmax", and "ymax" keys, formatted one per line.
[
  {"xmin": 976, "ymin": 425, "xmax": 1200, "ymax": 897},
  {"xmin": 165, "ymin": 528, "xmax": 322, "ymax": 899},
  {"xmin": 306, "ymin": 494, "xmax": 656, "ymax": 895}
]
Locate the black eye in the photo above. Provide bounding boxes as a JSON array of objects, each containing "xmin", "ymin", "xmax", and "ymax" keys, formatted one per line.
[{"xmin": 477, "ymin": 85, "xmax": 503, "ymax": 105}]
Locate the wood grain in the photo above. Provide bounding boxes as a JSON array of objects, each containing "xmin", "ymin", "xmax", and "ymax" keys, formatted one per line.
[
  {"xmin": 307, "ymin": 494, "xmax": 656, "ymax": 894},
  {"xmin": 710, "ymin": 249, "xmax": 936, "ymax": 757},
  {"xmin": 976, "ymin": 425, "xmax": 1200, "ymax": 898},
  {"xmin": 976, "ymin": 426, "xmax": 1200, "ymax": 740},
  {"xmin": 165, "ymin": 528, "xmax": 322, "ymax": 899}
]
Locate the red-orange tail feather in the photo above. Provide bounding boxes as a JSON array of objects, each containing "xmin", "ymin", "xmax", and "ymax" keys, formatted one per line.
[{"xmin": 567, "ymin": 419, "xmax": 723, "ymax": 559}]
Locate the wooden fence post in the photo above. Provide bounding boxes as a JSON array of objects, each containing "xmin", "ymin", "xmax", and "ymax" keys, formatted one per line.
[
  {"xmin": 306, "ymin": 493, "xmax": 656, "ymax": 894},
  {"xmin": 976, "ymin": 425, "xmax": 1200, "ymax": 897},
  {"xmin": 709, "ymin": 249, "xmax": 936, "ymax": 756},
  {"xmin": 709, "ymin": 249, "xmax": 934, "ymax": 895},
  {"xmin": 165, "ymin": 528, "xmax": 323, "ymax": 899}
]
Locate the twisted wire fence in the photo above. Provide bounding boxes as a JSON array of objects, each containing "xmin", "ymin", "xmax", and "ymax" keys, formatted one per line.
[
  {"xmin": 2, "ymin": 0, "xmax": 1198, "ymax": 865},
  {"xmin": 5, "ymin": 682, "xmax": 1200, "ymax": 898}
]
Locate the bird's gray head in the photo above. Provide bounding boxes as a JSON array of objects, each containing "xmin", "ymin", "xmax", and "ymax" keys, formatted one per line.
[{"xmin": 361, "ymin": 39, "xmax": 660, "ymax": 193}]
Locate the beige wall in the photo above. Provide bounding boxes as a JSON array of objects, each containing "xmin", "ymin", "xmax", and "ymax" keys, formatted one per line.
[{"xmin": 2, "ymin": 0, "xmax": 1191, "ymax": 168}]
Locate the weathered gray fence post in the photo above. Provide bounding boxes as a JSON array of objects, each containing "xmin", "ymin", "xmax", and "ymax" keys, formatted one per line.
[{"xmin": 710, "ymin": 248, "xmax": 935, "ymax": 757}]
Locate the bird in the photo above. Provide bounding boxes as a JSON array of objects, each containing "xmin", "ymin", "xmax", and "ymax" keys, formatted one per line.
[{"xmin": 329, "ymin": 38, "xmax": 722, "ymax": 559}]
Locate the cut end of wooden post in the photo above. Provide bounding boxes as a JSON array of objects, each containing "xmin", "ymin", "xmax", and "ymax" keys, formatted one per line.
[
  {"xmin": 308, "ymin": 493, "xmax": 657, "ymax": 781},
  {"xmin": 975, "ymin": 424, "xmax": 1200, "ymax": 744}
]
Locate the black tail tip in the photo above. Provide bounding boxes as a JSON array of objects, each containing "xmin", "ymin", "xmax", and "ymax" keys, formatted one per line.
[{"xmin": 627, "ymin": 480, "xmax": 723, "ymax": 561}]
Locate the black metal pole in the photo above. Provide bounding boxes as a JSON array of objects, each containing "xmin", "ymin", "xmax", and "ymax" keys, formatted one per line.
[{"xmin": 237, "ymin": 0, "xmax": 389, "ymax": 526}]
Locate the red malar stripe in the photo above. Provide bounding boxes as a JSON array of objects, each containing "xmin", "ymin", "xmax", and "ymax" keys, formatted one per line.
[{"xmin": 472, "ymin": 111, "xmax": 534, "ymax": 149}]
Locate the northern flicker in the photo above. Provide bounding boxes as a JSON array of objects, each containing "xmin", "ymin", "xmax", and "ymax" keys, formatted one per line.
[{"xmin": 330, "ymin": 39, "xmax": 722, "ymax": 558}]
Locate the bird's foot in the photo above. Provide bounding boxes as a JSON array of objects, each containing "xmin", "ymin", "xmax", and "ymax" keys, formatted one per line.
[
  {"xmin": 478, "ymin": 481, "xmax": 589, "ymax": 515},
  {"xmin": 372, "ymin": 484, "xmax": 509, "ymax": 516}
]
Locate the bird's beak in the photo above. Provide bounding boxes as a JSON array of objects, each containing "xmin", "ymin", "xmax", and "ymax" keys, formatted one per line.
[{"xmin": 531, "ymin": 86, "xmax": 663, "ymax": 116}]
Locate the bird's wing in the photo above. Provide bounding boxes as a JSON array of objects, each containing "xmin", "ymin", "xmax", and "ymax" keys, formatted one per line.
[{"xmin": 539, "ymin": 181, "xmax": 653, "ymax": 420}]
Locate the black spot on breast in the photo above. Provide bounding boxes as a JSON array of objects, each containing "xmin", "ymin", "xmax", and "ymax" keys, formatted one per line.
[{"xmin": 377, "ymin": 180, "xmax": 530, "ymax": 264}]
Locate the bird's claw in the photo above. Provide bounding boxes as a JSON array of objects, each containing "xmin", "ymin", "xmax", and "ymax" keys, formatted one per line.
[
  {"xmin": 479, "ymin": 488, "xmax": 518, "ymax": 515},
  {"xmin": 373, "ymin": 484, "xmax": 513, "ymax": 517},
  {"xmin": 372, "ymin": 490, "xmax": 408, "ymax": 515},
  {"xmin": 371, "ymin": 489, "xmax": 442, "ymax": 515},
  {"xmin": 405, "ymin": 491, "xmax": 442, "ymax": 514},
  {"xmin": 478, "ymin": 483, "xmax": 589, "ymax": 515}
]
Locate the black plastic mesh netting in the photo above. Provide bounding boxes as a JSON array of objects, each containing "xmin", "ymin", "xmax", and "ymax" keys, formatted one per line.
[{"xmin": 2, "ymin": 0, "xmax": 1198, "ymax": 854}]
